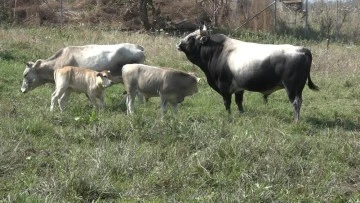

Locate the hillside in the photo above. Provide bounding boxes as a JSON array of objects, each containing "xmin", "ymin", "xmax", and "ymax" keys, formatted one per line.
[{"xmin": 8, "ymin": 0, "xmax": 275, "ymax": 32}]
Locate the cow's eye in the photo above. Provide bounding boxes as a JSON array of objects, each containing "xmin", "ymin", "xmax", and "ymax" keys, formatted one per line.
[{"xmin": 103, "ymin": 75, "xmax": 107, "ymax": 78}]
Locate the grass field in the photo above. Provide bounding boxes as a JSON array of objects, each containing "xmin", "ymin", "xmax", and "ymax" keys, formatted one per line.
[{"xmin": 0, "ymin": 26, "xmax": 360, "ymax": 202}]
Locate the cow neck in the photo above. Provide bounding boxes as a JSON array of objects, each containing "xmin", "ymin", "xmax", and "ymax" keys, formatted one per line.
[
  {"xmin": 198, "ymin": 40, "xmax": 225, "ymax": 94},
  {"xmin": 36, "ymin": 61, "xmax": 56, "ymax": 83}
]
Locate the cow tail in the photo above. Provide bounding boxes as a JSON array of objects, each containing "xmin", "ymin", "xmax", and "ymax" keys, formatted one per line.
[
  {"xmin": 308, "ymin": 75, "xmax": 319, "ymax": 91},
  {"xmin": 303, "ymin": 48, "xmax": 319, "ymax": 91}
]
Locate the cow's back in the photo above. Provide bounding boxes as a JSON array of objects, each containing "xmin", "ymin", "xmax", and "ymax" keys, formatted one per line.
[{"xmin": 51, "ymin": 44, "xmax": 144, "ymax": 73}]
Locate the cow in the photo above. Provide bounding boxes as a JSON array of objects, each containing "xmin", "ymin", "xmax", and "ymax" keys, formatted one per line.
[
  {"xmin": 50, "ymin": 66, "xmax": 112, "ymax": 111},
  {"xmin": 177, "ymin": 25, "xmax": 319, "ymax": 122},
  {"xmin": 122, "ymin": 64, "xmax": 200, "ymax": 115},
  {"xmin": 20, "ymin": 43, "xmax": 145, "ymax": 93}
]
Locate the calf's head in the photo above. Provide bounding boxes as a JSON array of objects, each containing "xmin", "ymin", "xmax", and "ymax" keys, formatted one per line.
[
  {"xmin": 184, "ymin": 74, "xmax": 201, "ymax": 96},
  {"xmin": 96, "ymin": 70, "xmax": 112, "ymax": 88},
  {"xmin": 20, "ymin": 60, "xmax": 46, "ymax": 93}
]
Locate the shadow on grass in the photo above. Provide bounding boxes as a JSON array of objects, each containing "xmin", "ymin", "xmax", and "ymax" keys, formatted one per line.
[
  {"xmin": 73, "ymin": 179, "xmax": 120, "ymax": 202},
  {"xmin": 306, "ymin": 116, "xmax": 360, "ymax": 131}
]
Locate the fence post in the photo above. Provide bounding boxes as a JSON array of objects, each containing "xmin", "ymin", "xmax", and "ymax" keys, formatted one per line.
[
  {"xmin": 303, "ymin": 0, "xmax": 308, "ymax": 38},
  {"xmin": 274, "ymin": 0, "xmax": 277, "ymax": 33},
  {"xmin": 60, "ymin": 0, "xmax": 63, "ymax": 31}
]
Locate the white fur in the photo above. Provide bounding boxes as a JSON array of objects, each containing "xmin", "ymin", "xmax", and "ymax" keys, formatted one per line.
[{"xmin": 225, "ymin": 39, "xmax": 303, "ymax": 90}]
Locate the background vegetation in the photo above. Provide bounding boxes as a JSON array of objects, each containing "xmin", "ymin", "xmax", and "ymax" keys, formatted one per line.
[
  {"xmin": 0, "ymin": 24, "xmax": 359, "ymax": 202},
  {"xmin": 1, "ymin": 0, "xmax": 359, "ymax": 43}
]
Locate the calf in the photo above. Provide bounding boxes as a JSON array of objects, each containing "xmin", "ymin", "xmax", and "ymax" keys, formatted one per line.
[
  {"xmin": 50, "ymin": 66, "xmax": 112, "ymax": 111},
  {"xmin": 122, "ymin": 64, "xmax": 200, "ymax": 115}
]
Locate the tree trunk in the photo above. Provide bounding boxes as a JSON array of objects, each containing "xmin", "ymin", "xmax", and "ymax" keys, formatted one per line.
[{"xmin": 139, "ymin": 0, "xmax": 150, "ymax": 30}]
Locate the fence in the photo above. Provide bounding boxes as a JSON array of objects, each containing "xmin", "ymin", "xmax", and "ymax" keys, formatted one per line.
[{"xmin": 1, "ymin": 0, "xmax": 359, "ymax": 42}]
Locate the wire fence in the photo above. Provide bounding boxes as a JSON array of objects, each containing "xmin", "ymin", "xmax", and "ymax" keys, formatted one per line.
[{"xmin": 1, "ymin": 0, "xmax": 359, "ymax": 42}]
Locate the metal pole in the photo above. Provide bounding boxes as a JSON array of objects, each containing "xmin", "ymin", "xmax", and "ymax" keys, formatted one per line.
[
  {"xmin": 1, "ymin": 0, "xmax": 5, "ymax": 22},
  {"xmin": 336, "ymin": 0, "xmax": 339, "ymax": 39},
  {"xmin": 246, "ymin": 0, "xmax": 249, "ymax": 19},
  {"xmin": 304, "ymin": 0, "xmax": 308, "ymax": 38},
  {"xmin": 60, "ymin": 0, "xmax": 63, "ymax": 31},
  {"xmin": 13, "ymin": 0, "xmax": 16, "ymax": 21},
  {"xmin": 274, "ymin": 0, "xmax": 277, "ymax": 33}
]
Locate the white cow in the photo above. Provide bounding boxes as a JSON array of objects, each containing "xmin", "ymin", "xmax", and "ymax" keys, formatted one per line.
[
  {"xmin": 21, "ymin": 43, "xmax": 145, "ymax": 93},
  {"xmin": 50, "ymin": 66, "xmax": 112, "ymax": 111},
  {"xmin": 122, "ymin": 64, "xmax": 200, "ymax": 115}
]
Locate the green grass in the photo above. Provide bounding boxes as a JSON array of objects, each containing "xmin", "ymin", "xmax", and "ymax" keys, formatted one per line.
[{"xmin": 1, "ymin": 26, "xmax": 360, "ymax": 202}]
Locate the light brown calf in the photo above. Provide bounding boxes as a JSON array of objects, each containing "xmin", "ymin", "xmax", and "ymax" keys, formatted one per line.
[
  {"xmin": 50, "ymin": 66, "xmax": 112, "ymax": 111},
  {"xmin": 122, "ymin": 64, "xmax": 200, "ymax": 115}
]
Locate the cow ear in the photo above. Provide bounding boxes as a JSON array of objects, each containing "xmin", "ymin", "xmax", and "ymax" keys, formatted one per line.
[
  {"xmin": 200, "ymin": 36, "xmax": 209, "ymax": 44},
  {"xmin": 25, "ymin": 62, "xmax": 33, "ymax": 68},
  {"xmin": 33, "ymin": 60, "xmax": 42, "ymax": 68}
]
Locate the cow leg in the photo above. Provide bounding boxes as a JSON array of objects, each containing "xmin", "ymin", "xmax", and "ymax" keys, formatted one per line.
[
  {"xmin": 160, "ymin": 99, "xmax": 168, "ymax": 116},
  {"xmin": 222, "ymin": 93, "xmax": 232, "ymax": 114},
  {"xmin": 98, "ymin": 91, "xmax": 106, "ymax": 109},
  {"xmin": 293, "ymin": 95, "xmax": 302, "ymax": 122},
  {"xmin": 126, "ymin": 91, "xmax": 136, "ymax": 115},
  {"xmin": 235, "ymin": 91, "xmax": 244, "ymax": 113},
  {"xmin": 50, "ymin": 88, "xmax": 66, "ymax": 111},
  {"xmin": 172, "ymin": 103, "xmax": 179, "ymax": 116},
  {"xmin": 87, "ymin": 93, "xmax": 99, "ymax": 108},
  {"xmin": 137, "ymin": 92, "xmax": 144, "ymax": 104},
  {"xmin": 283, "ymin": 83, "xmax": 304, "ymax": 122},
  {"xmin": 263, "ymin": 94, "xmax": 269, "ymax": 104},
  {"xmin": 159, "ymin": 94, "xmax": 168, "ymax": 116},
  {"xmin": 58, "ymin": 90, "xmax": 71, "ymax": 111}
]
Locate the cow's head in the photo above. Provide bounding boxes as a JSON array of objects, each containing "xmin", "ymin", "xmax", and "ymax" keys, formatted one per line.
[
  {"xmin": 177, "ymin": 24, "xmax": 209, "ymax": 55},
  {"xmin": 96, "ymin": 70, "xmax": 112, "ymax": 88},
  {"xmin": 20, "ymin": 60, "xmax": 46, "ymax": 93}
]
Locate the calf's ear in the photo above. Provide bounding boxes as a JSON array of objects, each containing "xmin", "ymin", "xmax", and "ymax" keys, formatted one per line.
[
  {"xmin": 95, "ymin": 74, "xmax": 104, "ymax": 86},
  {"xmin": 25, "ymin": 61, "xmax": 34, "ymax": 68}
]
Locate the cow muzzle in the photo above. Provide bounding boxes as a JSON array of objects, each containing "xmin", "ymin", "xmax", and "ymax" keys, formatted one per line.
[
  {"xmin": 20, "ymin": 82, "xmax": 29, "ymax": 93},
  {"xmin": 176, "ymin": 42, "xmax": 183, "ymax": 51},
  {"xmin": 20, "ymin": 87, "xmax": 27, "ymax": 93}
]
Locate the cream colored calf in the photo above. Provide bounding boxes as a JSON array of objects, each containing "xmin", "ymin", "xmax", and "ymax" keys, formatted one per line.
[{"xmin": 50, "ymin": 66, "xmax": 112, "ymax": 111}]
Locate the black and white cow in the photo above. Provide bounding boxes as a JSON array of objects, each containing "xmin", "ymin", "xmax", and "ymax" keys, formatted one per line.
[{"xmin": 177, "ymin": 25, "xmax": 319, "ymax": 122}]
